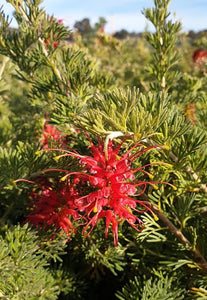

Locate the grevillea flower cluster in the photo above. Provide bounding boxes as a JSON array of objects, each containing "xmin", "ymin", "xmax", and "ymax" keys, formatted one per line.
[
  {"xmin": 22, "ymin": 133, "xmax": 173, "ymax": 246},
  {"xmin": 193, "ymin": 49, "xmax": 207, "ymax": 66},
  {"xmin": 39, "ymin": 19, "xmax": 63, "ymax": 50},
  {"xmin": 26, "ymin": 179, "xmax": 81, "ymax": 238},
  {"xmin": 41, "ymin": 123, "xmax": 66, "ymax": 149}
]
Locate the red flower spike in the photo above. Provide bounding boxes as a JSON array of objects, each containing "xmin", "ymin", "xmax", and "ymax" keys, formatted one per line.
[
  {"xmin": 39, "ymin": 135, "xmax": 173, "ymax": 246},
  {"xmin": 42, "ymin": 18, "xmax": 64, "ymax": 50},
  {"xmin": 193, "ymin": 49, "xmax": 207, "ymax": 66},
  {"xmin": 41, "ymin": 123, "xmax": 66, "ymax": 149},
  {"xmin": 24, "ymin": 132, "xmax": 175, "ymax": 245},
  {"xmin": 26, "ymin": 180, "xmax": 81, "ymax": 238}
]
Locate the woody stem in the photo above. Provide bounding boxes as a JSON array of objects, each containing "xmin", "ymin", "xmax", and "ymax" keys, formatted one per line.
[{"xmin": 140, "ymin": 193, "xmax": 207, "ymax": 272}]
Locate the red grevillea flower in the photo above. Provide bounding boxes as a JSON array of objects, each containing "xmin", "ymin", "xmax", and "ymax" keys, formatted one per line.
[
  {"xmin": 25, "ymin": 179, "xmax": 81, "ymax": 238},
  {"xmin": 193, "ymin": 49, "xmax": 207, "ymax": 66},
  {"xmin": 41, "ymin": 123, "xmax": 66, "ymax": 149},
  {"xmin": 41, "ymin": 19, "xmax": 63, "ymax": 50},
  {"xmin": 40, "ymin": 134, "xmax": 174, "ymax": 246}
]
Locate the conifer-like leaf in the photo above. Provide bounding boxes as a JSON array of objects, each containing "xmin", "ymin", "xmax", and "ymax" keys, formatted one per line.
[
  {"xmin": 116, "ymin": 273, "xmax": 185, "ymax": 300},
  {"xmin": 0, "ymin": 224, "xmax": 59, "ymax": 299},
  {"xmin": 138, "ymin": 213, "xmax": 167, "ymax": 243},
  {"xmin": 77, "ymin": 87, "xmax": 169, "ymax": 138}
]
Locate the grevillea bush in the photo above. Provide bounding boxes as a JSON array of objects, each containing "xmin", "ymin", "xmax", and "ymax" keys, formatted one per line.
[{"xmin": 0, "ymin": 0, "xmax": 207, "ymax": 299}]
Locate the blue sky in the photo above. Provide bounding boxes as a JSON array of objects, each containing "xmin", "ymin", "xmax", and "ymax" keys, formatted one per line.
[{"xmin": 1, "ymin": 0, "xmax": 207, "ymax": 33}]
